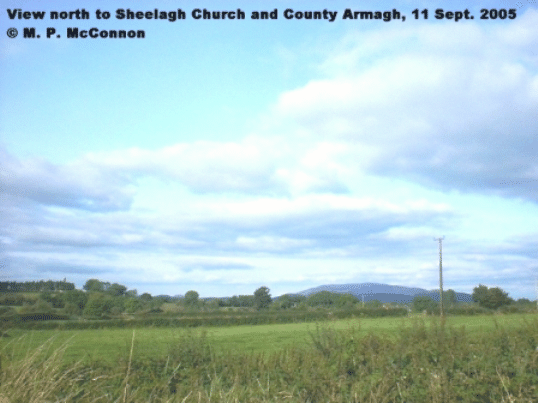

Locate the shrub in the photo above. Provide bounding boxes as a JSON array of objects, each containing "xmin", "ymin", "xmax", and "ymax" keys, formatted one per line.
[
  {"xmin": 3, "ymin": 316, "xmax": 538, "ymax": 402},
  {"xmin": 0, "ymin": 293, "xmax": 24, "ymax": 306},
  {"xmin": 39, "ymin": 292, "xmax": 65, "ymax": 308},
  {"xmin": 62, "ymin": 302, "xmax": 82, "ymax": 316},
  {"xmin": 83, "ymin": 297, "xmax": 112, "ymax": 318},
  {"xmin": 498, "ymin": 304, "xmax": 535, "ymax": 314},
  {"xmin": 0, "ymin": 306, "xmax": 15, "ymax": 316},
  {"xmin": 124, "ymin": 297, "xmax": 142, "ymax": 313},
  {"xmin": 472, "ymin": 284, "xmax": 514, "ymax": 310},
  {"xmin": 413, "ymin": 295, "xmax": 438, "ymax": 314},
  {"xmin": 18, "ymin": 298, "xmax": 54, "ymax": 314},
  {"xmin": 446, "ymin": 304, "xmax": 492, "ymax": 316}
]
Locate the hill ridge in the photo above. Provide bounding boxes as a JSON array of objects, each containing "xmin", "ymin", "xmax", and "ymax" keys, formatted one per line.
[{"xmin": 288, "ymin": 282, "xmax": 473, "ymax": 304}]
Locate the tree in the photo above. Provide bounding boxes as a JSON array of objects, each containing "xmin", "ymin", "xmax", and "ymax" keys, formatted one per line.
[
  {"xmin": 83, "ymin": 279, "xmax": 105, "ymax": 292},
  {"xmin": 61, "ymin": 289, "xmax": 88, "ymax": 311},
  {"xmin": 229, "ymin": 295, "xmax": 240, "ymax": 307},
  {"xmin": 124, "ymin": 297, "xmax": 142, "ymax": 313},
  {"xmin": 472, "ymin": 284, "xmax": 489, "ymax": 306},
  {"xmin": 107, "ymin": 283, "xmax": 127, "ymax": 297},
  {"xmin": 149, "ymin": 296, "xmax": 167, "ymax": 310},
  {"xmin": 307, "ymin": 291, "xmax": 335, "ymax": 307},
  {"xmin": 19, "ymin": 299, "xmax": 53, "ymax": 314},
  {"xmin": 0, "ymin": 294, "xmax": 24, "ymax": 306},
  {"xmin": 140, "ymin": 293, "xmax": 153, "ymax": 302},
  {"xmin": 444, "ymin": 289, "xmax": 457, "ymax": 307},
  {"xmin": 39, "ymin": 292, "xmax": 65, "ymax": 308},
  {"xmin": 184, "ymin": 290, "xmax": 200, "ymax": 306},
  {"xmin": 63, "ymin": 302, "xmax": 81, "ymax": 316},
  {"xmin": 254, "ymin": 286, "xmax": 272, "ymax": 310},
  {"xmin": 305, "ymin": 291, "xmax": 358, "ymax": 308},
  {"xmin": 516, "ymin": 298, "xmax": 533, "ymax": 305},
  {"xmin": 365, "ymin": 299, "xmax": 382, "ymax": 308},
  {"xmin": 156, "ymin": 295, "xmax": 173, "ymax": 303},
  {"xmin": 125, "ymin": 289, "xmax": 138, "ymax": 298},
  {"xmin": 413, "ymin": 296, "xmax": 438, "ymax": 313},
  {"xmin": 57, "ymin": 280, "xmax": 75, "ymax": 291},
  {"xmin": 110, "ymin": 296, "xmax": 125, "ymax": 312},
  {"xmin": 335, "ymin": 293, "xmax": 359, "ymax": 308},
  {"xmin": 238, "ymin": 295, "xmax": 255, "ymax": 307},
  {"xmin": 215, "ymin": 298, "xmax": 228, "ymax": 307},
  {"xmin": 278, "ymin": 294, "xmax": 294, "ymax": 309},
  {"xmin": 44, "ymin": 280, "xmax": 55, "ymax": 292},
  {"xmin": 83, "ymin": 297, "xmax": 111, "ymax": 318},
  {"xmin": 485, "ymin": 287, "xmax": 513, "ymax": 309},
  {"xmin": 472, "ymin": 284, "xmax": 513, "ymax": 310}
]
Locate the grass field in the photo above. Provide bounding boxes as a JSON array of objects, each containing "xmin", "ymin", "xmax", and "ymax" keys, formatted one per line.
[
  {"xmin": 2, "ymin": 313, "xmax": 538, "ymax": 401},
  {"xmin": 2, "ymin": 313, "xmax": 535, "ymax": 366}
]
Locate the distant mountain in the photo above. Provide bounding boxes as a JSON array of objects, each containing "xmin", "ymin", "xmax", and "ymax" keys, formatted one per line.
[{"xmin": 292, "ymin": 283, "xmax": 473, "ymax": 304}]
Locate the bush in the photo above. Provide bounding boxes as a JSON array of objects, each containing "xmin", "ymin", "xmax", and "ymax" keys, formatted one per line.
[
  {"xmin": 18, "ymin": 298, "xmax": 54, "ymax": 314},
  {"xmin": 110, "ymin": 306, "xmax": 123, "ymax": 316},
  {"xmin": 498, "ymin": 304, "xmax": 535, "ymax": 314},
  {"xmin": 61, "ymin": 290, "xmax": 88, "ymax": 311},
  {"xmin": 0, "ymin": 312, "xmax": 70, "ymax": 327},
  {"xmin": 183, "ymin": 290, "xmax": 200, "ymax": 307},
  {"xmin": 0, "ymin": 293, "xmax": 24, "ymax": 306},
  {"xmin": 0, "ymin": 306, "xmax": 15, "ymax": 316},
  {"xmin": 472, "ymin": 284, "xmax": 513, "ymax": 310},
  {"xmin": 446, "ymin": 304, "xmax": 492, "ymax": 316},
  {"xmin": 3, "ymin": 316, "xmax": 538, "ymax": 402},
  {"xmin": 39, "ymin": 292, "xmax": 65, "ymax": 309},
  {"xmin": 62, "ymin": 302, "xmax": 82, "ymax": 316},
  {"xmin": 306, "ymin": 291, "xmax": 361, "ymax": 308},
  {"xmin": 412, "ymin": 295, "xmax": 438, "ymax": 314},
  {"xmin": 83, "ymin": 297, "xmax": 113, "ymax": 318},
  {"xmin": 2, "ymin": 306, "xmax": 404, "ymax": 330},
  {"xmin": 365, "ymin": 299, "xmax": 382, "ymax": 308},
  {"xmin": 124, "ymin": 297, "xmax": 142, "ymax": 313}
]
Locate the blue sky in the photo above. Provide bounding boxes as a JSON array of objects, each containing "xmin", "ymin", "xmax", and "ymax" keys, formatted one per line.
[{"xmin": 1, "ymin": 0, "xmax": 537, "ymax": 299}]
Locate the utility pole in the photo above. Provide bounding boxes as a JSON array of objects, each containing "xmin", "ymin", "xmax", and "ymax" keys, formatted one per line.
[
  {"xmin": 535, "ymin": 277, "xmax": 538, "ymax": 311},
  {"xmin": 434, "ymin": 236, "xmax": 445, "ymax": 318}
]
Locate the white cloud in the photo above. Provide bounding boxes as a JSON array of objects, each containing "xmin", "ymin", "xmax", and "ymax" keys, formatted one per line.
[
  {"xmin": 269, "ymin": 9, "xmax": 538, "ymax": 201},
  {"xmin": 0, "ymin": 146, "xmax": 135, "ymax": 211},
  {"xmin": 80, "ymin": 134, "xmax": 352, "ymax": 196},
  {"xmin": 2, "ymin": 9, "xmax": 538, "ymax": 299}
]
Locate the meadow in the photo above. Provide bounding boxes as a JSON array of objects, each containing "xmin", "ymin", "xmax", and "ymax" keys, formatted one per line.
[
  {"xmin": 3, "ymin": 313, "xmax": 528, "ymax": 365},
  {"xmin": 1, "ymin": 313, "xmax": 537, "ymax": 402}
]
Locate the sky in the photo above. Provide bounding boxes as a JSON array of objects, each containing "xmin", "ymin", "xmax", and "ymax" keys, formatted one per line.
[{"xmin": 1, "ymin": 0, "xmax": 537, "ymax": 299}]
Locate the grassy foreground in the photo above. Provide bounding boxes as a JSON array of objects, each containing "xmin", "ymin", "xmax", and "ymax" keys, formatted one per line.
[
  {"xmin": 2, "ymin": 313, "xmax": 531, "ymax": 365},
  {"xmin": 1, "ymin": 314, "xmax": 537, "ymax": 402}
]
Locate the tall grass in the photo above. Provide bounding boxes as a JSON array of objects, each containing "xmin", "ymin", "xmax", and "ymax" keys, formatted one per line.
[{"xmin": 1, "ymin": 317, "xmax": 537, "ymax": 402}]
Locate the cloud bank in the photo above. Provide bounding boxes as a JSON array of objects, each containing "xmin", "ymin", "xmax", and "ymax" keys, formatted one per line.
[{"xmin": 1, "ymin": 9, "xmax": 537, "ymax": 298}]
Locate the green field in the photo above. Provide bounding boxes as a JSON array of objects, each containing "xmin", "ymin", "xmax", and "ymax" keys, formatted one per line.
[
  {"xmin": 2, "ymin": 313, "xmax": 538, "ymax": 402},
  {"xmin": 3, "ymin": 313, "xmax": 534, "ymax": 365}
]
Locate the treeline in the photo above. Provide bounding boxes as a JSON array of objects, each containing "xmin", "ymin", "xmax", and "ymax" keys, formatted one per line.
[
  {"xmin": 3, "ymin": 307, "xmax": 409, "ymax": 330},
  {"xmin": 0, "ymin": 280, "xmax": 75, "ymax": 292},
  {"xmin": 217, "ymin": 291, "xmax": 384, "ymax": 310},
  {"xmin": 411, "ymin": 284, "xmax": 535, "ymax": 314},
  {"xmin": 0, "ymin": 278, "xmax": 413, "ymax": 327},
  {"xmin": 2, "ymin": 278, "xmax": 536, "ymax": 328},
  {"xmin": 214, "ymin": 295, "xmax": 256, "ymax": 308},
  {"xmin": 0, "ymin": 278, "xmax": 161, "ymax": 319}
]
